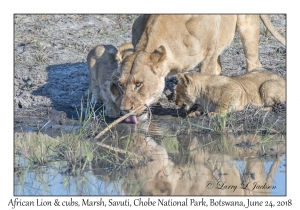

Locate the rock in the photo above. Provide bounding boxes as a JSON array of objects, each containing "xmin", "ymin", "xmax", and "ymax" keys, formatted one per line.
[
  {"xmin": 15, "ymin": 97, "xmax": 30, "ymax": 108},
  {"xmin": 17, "ymin": 46, "xmax": 24, "ymax": 54}
]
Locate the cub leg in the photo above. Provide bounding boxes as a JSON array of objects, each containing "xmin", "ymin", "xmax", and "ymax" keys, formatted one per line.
[
  {"xmin": 260, "ymin": 80, "xmax": 286, "ymax": 108},
  {"xmin": 210, "ymin": 99, "xmax": 232, "ymax": 117},
  {"xmin": 87, "ymin": 47, "xmax": 102, "ymax": 104},
  {"xmin": 210, "ymin": 91, "xmax": 241, "ymax": 117},
  {"xmin": 210, "ymin": 103, "xmax": 231, "ymax": 117},
  {"xmin": 236, "ymin": 15, "xmax": 262, "ymax": 71},
  {"xmin": 88, "ymin": 66, "xmax": 100, "ymax": 104}
]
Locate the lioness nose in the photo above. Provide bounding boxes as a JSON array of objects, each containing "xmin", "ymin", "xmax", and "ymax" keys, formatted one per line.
[
  {"xmin": 120, "ymin": 105, "xmax": 133, "ymax": 113},
  {"xmin": 120, "ymin": 96, "xmax": 134, "ymax": 112}
]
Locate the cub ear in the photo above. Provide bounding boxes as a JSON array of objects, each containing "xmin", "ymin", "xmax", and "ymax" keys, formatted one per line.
[
  {"xmin": 109, "ymin": 82, "xmax": 121, "ymax": 101},
  {"xmin": 116, "ymin": 43, "xmax": 134, "ymax": 63},
  {"xmin": 150, "ymin": 45, "xmax": 167, "ymax": 76},
  {"xmin": 87, "ymin": 44, "xmax": 117, "ymax": 69},
  {"xmin": 177, "ymin": 73, "xmax": 192, "ymax": 86}
]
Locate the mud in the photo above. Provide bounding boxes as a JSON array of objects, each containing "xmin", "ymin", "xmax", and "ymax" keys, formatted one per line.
[{"xmin": 14, "ymin": 14, "xmax": 286, "ymax": 135}]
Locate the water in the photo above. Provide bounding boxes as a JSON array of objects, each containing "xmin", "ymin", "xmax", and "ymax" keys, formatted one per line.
[{"xmin": 14, "ymin": 120, "xmax": 286, "ymax": 196}]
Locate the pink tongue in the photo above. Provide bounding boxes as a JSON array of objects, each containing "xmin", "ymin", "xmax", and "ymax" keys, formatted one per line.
[{"xmin": 124, "ymin": 115, "xmax": 138, "ymax": 124}]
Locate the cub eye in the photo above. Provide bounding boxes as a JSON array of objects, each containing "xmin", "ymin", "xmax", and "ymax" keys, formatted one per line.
[
  {"xmin": 117, "ymin": 82, "xmax": 124, "ymax": 93},
  {"xmin": 118, "ymin": 81, "xmax": 123, "ymax": 88},
  {"xmin": 135, "ymin": 82, "xmax": 143, "ymax": 88}
]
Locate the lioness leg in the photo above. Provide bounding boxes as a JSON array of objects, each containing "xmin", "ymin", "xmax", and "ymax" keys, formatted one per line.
[
  {"xmin": 200, "ymin": 45, "xmax": 220, "ymax": 75},
  {"xmin": 132, "ymin": 15, "xmax": 150, "ymax": 48},
  {"xmin": 236, "ymin": 15, "xmax": 262, "ymax": 71},
  {"xmin": 196, "ymin": 16, "xmax": 221, "ymax": 75},
  {"xmin": 202, "ymin": 51, "xmax": 222, "ymax": 76},
  {"xmin": 260, "ymin": 80, "xmax": 286, "ymax": 108},
  {"xmin": 200, "ymin": 43, "xmax": 222, "ymax": 76},
  {"xmin": 216, "ymin": 56, "xmax": 222, "ymax": 75}
]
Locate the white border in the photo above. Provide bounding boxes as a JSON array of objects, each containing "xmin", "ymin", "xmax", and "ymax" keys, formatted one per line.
[{"xmin": 3, "ymin": 0, "xmax": 299, "ymax": 209}]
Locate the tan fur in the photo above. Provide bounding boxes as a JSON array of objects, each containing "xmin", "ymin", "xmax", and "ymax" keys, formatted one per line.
[
  {"xmin": 122, "ymin": 134, "xmax": 171, "ymax": 195},
  {"xmin": 85, "ymin": 43, "xmax": 133, "ymax": 118},
  {"xmin": 120, "ymin": 133, "xmax": 285, "ymax": 195},
  {"xmin": 175, "ymin": 68, "xmax": 286, "ymax": 116},
  {"xmin": 115, "ymin": 42, "xmax": 135, "ymax": 63},
  {"xmin": 118, "ymin": 15, "xmax": 285, "ymax": 115}
]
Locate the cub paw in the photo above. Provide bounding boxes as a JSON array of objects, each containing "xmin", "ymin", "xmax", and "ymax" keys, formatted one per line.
[
  {"xmin": 209, "ymin": 112, "xmax": 217, "ymax": 117},
  {"xmin": 187, "ymin": 111, "xmax": 201, "ymax": 118},
  {"xmin": 262, "ymin": 106, "xmax": 272, "ymax": 111},
  {"xmin": 209, "ymin": 112, "xmax": 225, "ymax": 117}
]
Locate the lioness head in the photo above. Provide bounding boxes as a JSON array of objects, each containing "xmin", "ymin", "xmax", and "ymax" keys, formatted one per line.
[
  {"xmin": 117, "ymin": 45, "xmax": 168, "ymax": 115},
  {"xmin": 175, "ymin": 73, "xmax": 197, "ymax": 111}
]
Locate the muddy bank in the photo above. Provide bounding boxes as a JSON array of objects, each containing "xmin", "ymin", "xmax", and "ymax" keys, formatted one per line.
[{"xmin": 14, "ymin": 15, "xmax": 286, "ymax": 135}]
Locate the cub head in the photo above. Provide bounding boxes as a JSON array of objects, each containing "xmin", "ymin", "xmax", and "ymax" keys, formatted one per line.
[
  {"xmin": 101, "ymin": 80, "xmax": 122, "ymax": 118},
  {"xmin": 88, "ymin": 43, "xmax": 135, "ymax": 118},
  {"xmin": 116, "ymin": 42, "xmax": 134, "ymax": 63},
  {"xmin": 117, "ymin": 45, "xmax": 168, "ymax": 115},
  {"xmin": 175, "ymin": 73, "xmax": 197, "ymax": 111}
]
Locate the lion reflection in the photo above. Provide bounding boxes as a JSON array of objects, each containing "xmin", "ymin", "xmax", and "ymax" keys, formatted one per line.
[{"xmin": 120, "ymin": 133, "xmax": 285, "ymax": 196}]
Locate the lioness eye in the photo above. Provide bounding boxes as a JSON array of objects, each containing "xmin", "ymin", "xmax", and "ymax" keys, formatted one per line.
[{"xmin": 135, "ymin": 82, "xmax": 142, "ymax": 88}]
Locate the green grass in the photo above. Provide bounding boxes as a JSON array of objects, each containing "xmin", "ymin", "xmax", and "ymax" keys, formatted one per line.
[
  {"xmin": 14, "ymin": 84, "xmax": 286, "ymax": 196},
  {"xmin": 13, "ymin": 14, "xmax": 286, "ymax": 195},
  {"xmin": 14, "ymin": 103, "xmax": 286, "ymax": 195}
]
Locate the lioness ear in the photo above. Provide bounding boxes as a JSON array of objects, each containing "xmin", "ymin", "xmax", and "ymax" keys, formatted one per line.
[
  {"xmin": 116, "ymin": 43, "xmax": 134, "ymax": 63},
  {"xmin": 109, "ymin": 82, "xmax": 121, "ymax": 101},
  {"xmin": 177, "ymin": 73, "xmax": 192, "ymax": 86},
  {"xmin": 150, "ymin": 45, "xmax": 167, "ymax": 76}
]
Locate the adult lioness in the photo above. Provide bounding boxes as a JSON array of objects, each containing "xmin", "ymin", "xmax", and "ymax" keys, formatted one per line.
[
  {"xmin": 118, "ymin": 15, "xmax": 285, "ymax": 115},
  {"xmin": 86, "ymin": 43, "xmax": 133, "ymax": 118},
  {"xmin": 175, "ymin": 68, "xmax": 286, "ymax": 116}
]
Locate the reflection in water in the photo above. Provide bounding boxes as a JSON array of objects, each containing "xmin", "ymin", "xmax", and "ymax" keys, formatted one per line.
[
  {"xmin": 14, "ymin": 121, "xmax": 286, "ymax": 196},
  {"xmin": 119, "ymin": 133, "xmax": 285, "ymax": 196}
]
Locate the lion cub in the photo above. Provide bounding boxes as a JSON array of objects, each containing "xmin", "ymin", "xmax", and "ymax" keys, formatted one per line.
[
  {"xmin": 86, "ymin": 43, "xmax": 133, "ymax": 118},
  {"xmin": 175, "ymin": 68, "xmax": 286, "ymax": 117}
]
